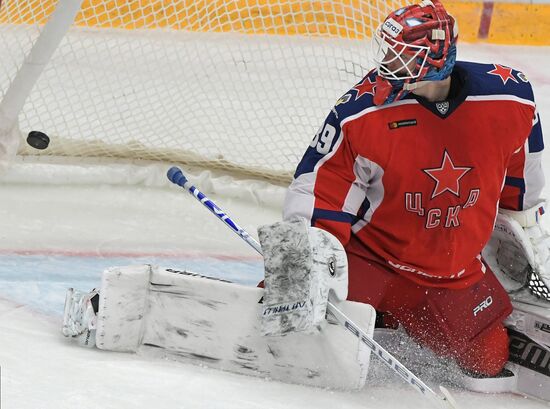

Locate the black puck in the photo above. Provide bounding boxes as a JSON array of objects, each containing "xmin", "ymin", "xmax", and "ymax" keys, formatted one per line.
[{"xmin": 27, "ymin": 131, "xmax": 50, "ymax": 150}]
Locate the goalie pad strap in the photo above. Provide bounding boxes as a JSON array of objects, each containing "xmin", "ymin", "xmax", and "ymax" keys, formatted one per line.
[{"xmin": 500, "ymin": 202, "xmax": 546, "ymax": 228}]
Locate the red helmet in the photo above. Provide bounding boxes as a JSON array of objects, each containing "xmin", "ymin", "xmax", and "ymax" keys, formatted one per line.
[{"xmin": 371, "ymin": 0, "xmax": 459, "ymax": 105}]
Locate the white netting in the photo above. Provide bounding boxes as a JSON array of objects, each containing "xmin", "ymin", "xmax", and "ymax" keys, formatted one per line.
[{"xmin": 0, "ymin": 0, "xmax": 405, "ymax": 183}]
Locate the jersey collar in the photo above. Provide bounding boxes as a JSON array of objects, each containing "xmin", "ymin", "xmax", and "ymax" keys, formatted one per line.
[{"xmin": 410, "ymin": 66, "xmax": 469, "ymax": 119}]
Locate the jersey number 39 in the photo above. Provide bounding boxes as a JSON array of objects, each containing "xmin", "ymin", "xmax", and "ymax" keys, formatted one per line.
[{"xmin": 310, "ymin": 123, "xmax": 336, "ymax": 155}]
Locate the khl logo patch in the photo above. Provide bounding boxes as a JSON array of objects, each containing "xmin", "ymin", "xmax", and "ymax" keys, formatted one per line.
[{"xmin": 435, "ymin": 101, "xmax": 449, "ymax": 115}]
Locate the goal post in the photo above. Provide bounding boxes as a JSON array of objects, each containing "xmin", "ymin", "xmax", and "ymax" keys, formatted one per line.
[
  {"xmin": 0, "ymin": 0, "xmax": 404, "ymax": 183},
  {"xmin": 0, "ymin": 0, "xmax": 83, "ymax": 147}
]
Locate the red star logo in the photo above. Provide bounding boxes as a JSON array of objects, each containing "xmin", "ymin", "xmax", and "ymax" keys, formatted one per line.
[
  {"xmin": 487, "ymin": 64, "xmax": 518, "ymax": 85},
  {"xmin": 423, "ymin": 151, "xmax": 473, "ymax": 199},
  {"xmin": 352, "ymin": 76, "xmax": 376, "ymax": 100}
]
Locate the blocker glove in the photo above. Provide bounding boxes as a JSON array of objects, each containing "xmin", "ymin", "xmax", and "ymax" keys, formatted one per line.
[{"xmin": 258, "ymin": 217, "xmax": 348, "ymax": 336}]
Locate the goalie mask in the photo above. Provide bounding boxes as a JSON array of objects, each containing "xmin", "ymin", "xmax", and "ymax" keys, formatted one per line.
[{"xmin": 371, "ymin": 0, "xmax": 458, "ymax": 105}]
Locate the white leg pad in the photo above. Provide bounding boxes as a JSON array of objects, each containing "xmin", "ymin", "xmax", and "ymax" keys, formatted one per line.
[
  {"xmin": 96, "ymin": 265, "xmax": 152, "ymax": 351},
  {"xmin": 94, "ymin": 265, "xmax": 376, "ymax": 390}
]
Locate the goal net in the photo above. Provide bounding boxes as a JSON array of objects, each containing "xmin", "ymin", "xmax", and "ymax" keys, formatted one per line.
[{"xmin": 0, "ymin": 0, "xmax": 405, "ymax": 184}]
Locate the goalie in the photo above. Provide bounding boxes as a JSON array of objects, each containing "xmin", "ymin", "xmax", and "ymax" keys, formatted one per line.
[
  {"xmin": 63, "ymin": 0, "xmax": 550, "ymax": 402},
  {"xmin": 284, "ymin": 0, "xmax": 547, "ymax": 394}
]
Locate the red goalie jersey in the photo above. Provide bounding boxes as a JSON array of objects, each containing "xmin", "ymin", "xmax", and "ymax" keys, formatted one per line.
[{"xmin": 284, "ymin": 61, "xmax": 545, "ymax": 289}]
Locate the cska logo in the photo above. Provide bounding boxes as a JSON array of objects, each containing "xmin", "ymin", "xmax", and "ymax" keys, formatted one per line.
[
  {"xmin": 422, "ymin": 150, "xmax": 472, "ymax": 199},
  {"xmin": 404, "ymin": 150, "xmax": 479, "ymax": 229}
]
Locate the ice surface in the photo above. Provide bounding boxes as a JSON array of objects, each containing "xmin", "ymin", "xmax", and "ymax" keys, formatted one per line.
[{"xmin": 1, "ymin": 42, "xmax": 550, "ymax": 408}]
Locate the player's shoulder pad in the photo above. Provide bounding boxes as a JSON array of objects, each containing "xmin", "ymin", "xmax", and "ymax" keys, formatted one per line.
[
  {"xmin": 331, "ymin": 70, "xmax": 379, "ymax": 122},
  {"xmin": 292, "ymin": 72, "xmax": 378, "ymax": 179},
  {"xmin": 457, "ymin": 60, "xmax": 535, "ymax": 103}
]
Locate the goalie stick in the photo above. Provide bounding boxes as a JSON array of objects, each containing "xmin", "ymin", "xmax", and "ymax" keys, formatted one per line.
[{"xmin": 167, "ymin": 166, "xmax": 458, "ymax": 409}]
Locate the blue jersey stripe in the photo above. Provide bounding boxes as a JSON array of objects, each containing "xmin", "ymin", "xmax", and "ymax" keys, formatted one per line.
[
  {"xmin": 505, "ymin": 176, "xmax": 526, "ymax": 193},
  {"xmin": 528, "ymin": 114, "xmax": 544, "ymax": 153},
  {"xmin": 505, "ymin": 176, "xmax": 526, "ymax": 210},
  {"xmin": 311, "ymin": 208, "xmax": 359, "ymax": 225}
]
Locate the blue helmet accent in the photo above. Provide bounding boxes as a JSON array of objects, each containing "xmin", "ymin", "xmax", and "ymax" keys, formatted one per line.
[
  {"xmin": 380, "ymin": 44, "xmax": 457, "ymax": 105},
  {"xmin": 423, "ymin": 44, "xmax": 457, "ymax": 82}
]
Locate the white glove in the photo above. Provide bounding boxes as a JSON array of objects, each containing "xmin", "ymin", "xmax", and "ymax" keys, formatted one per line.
[
  {"xmin": 258, "ymin": 217, "xmax": 348, "ymax": 336},
  {"xmin": 488, "ymin": 202, "xmax": 550, "ymax": 300}
]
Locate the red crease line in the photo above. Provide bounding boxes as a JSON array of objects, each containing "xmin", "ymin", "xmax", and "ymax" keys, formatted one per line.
[{"xmin": 0, "ymin": 248, "xmax": 261, "ymax": 261}]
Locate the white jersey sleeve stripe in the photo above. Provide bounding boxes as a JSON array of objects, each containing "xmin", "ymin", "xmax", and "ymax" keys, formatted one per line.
[
  {"xmin": 351, "ymin": 156, "xmax": 385, "ymax": 233},
  {"xmin": 523, "ymin": 144, "xmax": 545, "ymax": 209},
  {"xmin": 283, "ymin": 125, "xmax": 346, "ymax": 223}
]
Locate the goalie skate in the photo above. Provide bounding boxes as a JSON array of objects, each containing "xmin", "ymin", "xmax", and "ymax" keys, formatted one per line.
[
  {"xmin": 69, "ymin": 265, "xmax": 376, "ymax": 390},
  {"xmin": 62, "ymin": 287, "xmax": 99, "ymax": 348}
]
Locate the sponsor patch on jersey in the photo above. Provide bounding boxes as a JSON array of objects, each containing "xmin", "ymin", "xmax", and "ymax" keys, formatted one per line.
[
  {"xmin": 517, "ymin": 71, "xmax": 529, "ymax": 83},
  {"xmin": 382, "ymin": 18, "xmax": 403, "ymax": 38},
  {"xmin": 388, "ymin": 119, "xmax": 417, "ymax": 129},
  {"xmin": 335, "ymin": 94, "xmax": 351, "ymax": 106}
]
